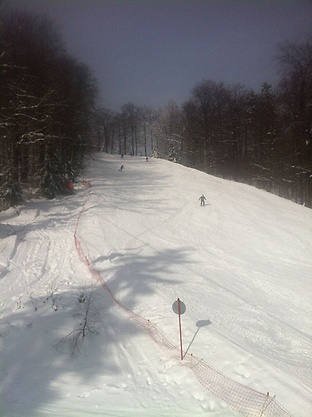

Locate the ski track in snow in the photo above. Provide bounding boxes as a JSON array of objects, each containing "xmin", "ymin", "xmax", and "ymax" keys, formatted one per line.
[
  {"xmin": 79, "ymin": 159, "xmax": 312, "ymax": 392},
  {"xmin": 0, "ymin": 153, "xmax": 311, "ymax": 417},
  {"xmin": 0, "ymin": 202, "xmax": 80, "ymax": 308},
  {"xmin": 76, "ymin": 155, "xmax": 311, "ymax": 413}
]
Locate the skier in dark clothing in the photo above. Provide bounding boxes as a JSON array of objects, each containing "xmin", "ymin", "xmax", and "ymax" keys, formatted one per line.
[
  {"xmin": 199, "ymin": 194, "xmax": 206, "ymax": 206},
  {"xmin": 119, "ymin": 165, "xmax": 124, "ymax": 171}
]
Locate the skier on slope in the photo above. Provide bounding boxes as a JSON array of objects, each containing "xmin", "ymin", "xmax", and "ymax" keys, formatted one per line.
[{"xmin": 199, "ymin": 194, "xmax": 206, "ymax": 206}]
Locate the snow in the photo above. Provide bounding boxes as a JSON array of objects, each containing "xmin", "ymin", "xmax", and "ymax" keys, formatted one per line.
[{"xmin": 0, "ymin": 152, "xmax": 311, "ymax": 417}]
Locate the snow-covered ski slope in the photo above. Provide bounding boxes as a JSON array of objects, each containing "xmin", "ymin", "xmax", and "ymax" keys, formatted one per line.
[{"xmin": 0, "ymin": 153, "xmax": 311, "ymax": 417}]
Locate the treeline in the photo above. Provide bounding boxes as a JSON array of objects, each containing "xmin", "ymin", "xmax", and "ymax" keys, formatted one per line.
[
  {"xmin": 1, "ymin": 7, "xmax": 311, "ymax": 210},
  {"xmin": 92, "ymin": 40, "xmax": 312, "ymax": 208},
  {"xmin": 0, "ymin": 9, "xmax": 97, "ymax": 209}
]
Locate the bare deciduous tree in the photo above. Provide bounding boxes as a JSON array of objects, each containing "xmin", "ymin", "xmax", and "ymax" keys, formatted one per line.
[
  {"xmin": 57, "ymin": 288, "xmax": 100, "ymax": 357},
  {"xmin": 0, "ymin": 9, "xmax": 97, "ymax": 208}
]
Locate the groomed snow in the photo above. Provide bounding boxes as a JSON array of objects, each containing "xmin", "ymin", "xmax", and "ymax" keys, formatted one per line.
[{"xmin": 0, "ymin": 153, "xmax": 311, "ymax": 417}]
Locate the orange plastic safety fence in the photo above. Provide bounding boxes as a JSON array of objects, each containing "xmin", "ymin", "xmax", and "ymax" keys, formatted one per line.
[{"xmin": 74, "ymin": 209, "xmax": 294, "ymax": 417}]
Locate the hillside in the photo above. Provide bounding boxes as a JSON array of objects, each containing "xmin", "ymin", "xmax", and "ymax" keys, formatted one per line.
[{"xmin": 0, "ymin": 153, "xmax": 311, "ymax": 417}]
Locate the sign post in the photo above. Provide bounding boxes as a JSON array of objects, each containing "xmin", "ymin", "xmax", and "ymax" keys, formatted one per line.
[{"xmin": 172, "ymin": 298, "xmax": 186, "ymax": 360}]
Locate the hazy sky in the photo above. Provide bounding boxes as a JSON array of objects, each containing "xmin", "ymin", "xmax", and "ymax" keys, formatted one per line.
[{"xmin": 4, "ymin": 0, "xmax": 312, "ymax": 110}]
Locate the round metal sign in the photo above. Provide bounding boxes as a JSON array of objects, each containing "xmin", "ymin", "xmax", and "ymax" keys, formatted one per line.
[{"xmin": 172, "ymin": 299, "xmax": 186, "ymax": 315}]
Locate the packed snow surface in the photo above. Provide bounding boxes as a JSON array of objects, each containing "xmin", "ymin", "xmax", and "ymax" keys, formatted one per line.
[{"xmin": 0, "ymin": 153, "xmax": 311, "ymax": 417}]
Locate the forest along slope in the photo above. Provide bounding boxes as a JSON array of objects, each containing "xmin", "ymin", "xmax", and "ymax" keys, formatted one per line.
[{"xmin": 0, "ymin": 152, "xmax": 311, "ymax": 417}]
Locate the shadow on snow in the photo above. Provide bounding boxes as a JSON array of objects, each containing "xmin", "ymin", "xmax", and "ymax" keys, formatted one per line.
[{"xmin": 0, "ymin": 284, "xmax": 142, "ymax": 417}]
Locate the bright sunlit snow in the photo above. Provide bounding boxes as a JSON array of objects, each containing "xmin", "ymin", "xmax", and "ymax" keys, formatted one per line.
[{"xmin": 0, "ymin": 153, "xmax": 311, "ymax": 417}]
